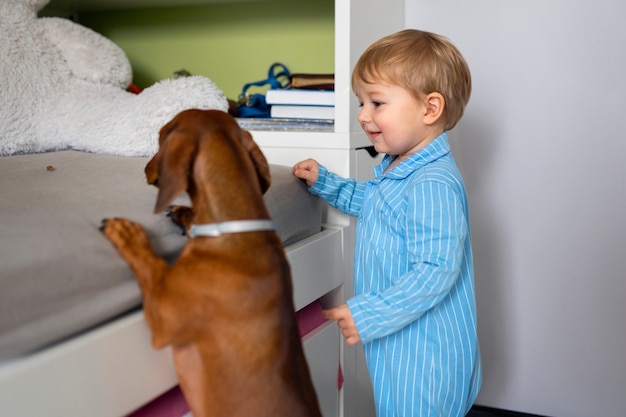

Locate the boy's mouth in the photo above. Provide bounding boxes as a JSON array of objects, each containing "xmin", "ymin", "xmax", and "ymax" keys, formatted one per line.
[
  {"xmin": 367, "ymin": 130, "xmax": 382, "ymax": 140},
  {"xmin": 361, "ymin": 123, "xmax": 381, "ymax": 140}
]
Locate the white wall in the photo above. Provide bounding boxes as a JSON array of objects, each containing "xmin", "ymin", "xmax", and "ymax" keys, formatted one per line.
[{"xmin": 405, "ymin": 1, "xmax": 626, "ymax": 416}]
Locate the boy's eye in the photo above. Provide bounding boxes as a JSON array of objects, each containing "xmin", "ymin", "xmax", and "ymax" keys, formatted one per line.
[{"xmin": 356, "ymin": 99, "xmax": 383, "ymax": 108}]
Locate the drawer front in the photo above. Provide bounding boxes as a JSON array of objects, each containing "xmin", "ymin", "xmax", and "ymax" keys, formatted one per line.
[
  {"xmin": 286, "ymin": 227, "xmax": 343, "ymax": 311},
  {"xmin": 303, "ymin": 323, "xmax": 340, "ymax": 417}
]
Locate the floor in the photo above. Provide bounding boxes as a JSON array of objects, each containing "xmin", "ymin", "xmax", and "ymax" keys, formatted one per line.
[{"xmin": 467, "ymin": 405, "xmax": 546, "ymax": 417}]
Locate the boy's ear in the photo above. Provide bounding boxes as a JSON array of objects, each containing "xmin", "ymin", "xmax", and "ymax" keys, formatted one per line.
[{"xmin": 423, "ymin": 92, "xmax": 445, "ymax": 126}]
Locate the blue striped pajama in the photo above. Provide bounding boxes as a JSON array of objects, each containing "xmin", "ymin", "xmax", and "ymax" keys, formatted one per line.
[{"xmin": 308, "ymin": 133, "xmax": 481, "ymax": 417}]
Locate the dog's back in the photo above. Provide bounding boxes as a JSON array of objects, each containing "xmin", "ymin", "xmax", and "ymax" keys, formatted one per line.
[{"xmin": 168, "ymin": 232, "xmax": 322, "ymax": 417}]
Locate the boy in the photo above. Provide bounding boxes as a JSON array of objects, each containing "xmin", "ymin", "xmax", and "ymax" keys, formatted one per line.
[{"xmin": 293, "ymin": 29, "xmax": 482, "ymax": 417}]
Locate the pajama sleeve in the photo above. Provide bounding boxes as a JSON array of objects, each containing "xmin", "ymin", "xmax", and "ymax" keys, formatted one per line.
[{"xmin": 308, "ymin": 164, "xmax": 366, "ymax": 217}]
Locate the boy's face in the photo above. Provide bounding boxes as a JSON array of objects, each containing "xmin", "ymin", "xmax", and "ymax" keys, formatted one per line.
[{"xmin": 354, "ymin": 81, "xmax": 441, "ymax": 159}]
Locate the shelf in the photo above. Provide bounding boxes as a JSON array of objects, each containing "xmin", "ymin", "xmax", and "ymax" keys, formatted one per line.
[{"xmin": 236, "ymin": 118, "xmax": 335, "ymax": 133}]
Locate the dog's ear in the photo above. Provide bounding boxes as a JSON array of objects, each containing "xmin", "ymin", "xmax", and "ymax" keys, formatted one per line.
[
  {"xmin": 239, "ymin": 129, "xmax": 271, "ymax": 194},
  {"xmin": 152, "ymin": 130, "xmax": 196, "ymax": 213},
  {"xmin": 145, "ymin": 154, "xmax": 159, "ymax": 187},
  {"xmin": 145, "ymin": 116, "xmax": 179, "ymax": 189}
]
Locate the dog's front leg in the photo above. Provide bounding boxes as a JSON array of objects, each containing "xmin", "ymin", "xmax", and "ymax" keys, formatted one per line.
[
  {"xmin": 101, "ymin": 218, "xmax": 174, "ymax": 347},
  {"xmin": 100, "ymin": 218, "xmax": 168, "ymax": 295}
]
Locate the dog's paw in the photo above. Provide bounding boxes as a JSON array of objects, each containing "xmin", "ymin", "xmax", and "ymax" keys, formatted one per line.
[{"xmin": 100, "ymin": 218, "xmax": 150, "ymax": 250}]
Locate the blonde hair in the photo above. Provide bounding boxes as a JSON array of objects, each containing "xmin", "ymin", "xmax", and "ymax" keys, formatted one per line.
[{"xmin": 352, "ymin": 29, "xmax": 471, "ymax": 131}]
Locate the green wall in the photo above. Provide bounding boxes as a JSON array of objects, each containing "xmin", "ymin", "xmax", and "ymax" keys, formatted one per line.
[{"xmin": 77, "ymin": 0, "xmax": 334, "ymax": 100}]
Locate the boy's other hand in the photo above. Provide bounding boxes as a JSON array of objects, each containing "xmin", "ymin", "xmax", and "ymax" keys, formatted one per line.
[{"xmin": 323, "ymin": 304, "xmax": 361, "ymax": 345}]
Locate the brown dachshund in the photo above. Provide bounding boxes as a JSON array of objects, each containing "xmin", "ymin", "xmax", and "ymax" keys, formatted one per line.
[{"xmin": 101, "ymin": 109, "xmax": 322, "ymax": 417}]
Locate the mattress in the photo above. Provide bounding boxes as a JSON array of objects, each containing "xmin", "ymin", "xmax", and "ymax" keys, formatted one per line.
[{"xmin": 0, "ymin": 151, "xmax": 322, "ymax": 359}]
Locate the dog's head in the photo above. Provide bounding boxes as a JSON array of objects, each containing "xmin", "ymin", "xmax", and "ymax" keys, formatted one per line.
[{"xmin": 145, "ymin": 109, "xmax": 271, "ymax": 213}]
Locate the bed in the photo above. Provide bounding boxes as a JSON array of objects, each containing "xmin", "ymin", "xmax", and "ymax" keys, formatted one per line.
[{"xmin": 0, "ymin": 149, "xmax": 344, "ymax": 417}]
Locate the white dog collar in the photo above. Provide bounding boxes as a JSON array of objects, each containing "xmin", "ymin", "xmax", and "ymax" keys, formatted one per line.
[{"xmin": 188, "ymin": 220, "xmax": 275, "ymax": 238}]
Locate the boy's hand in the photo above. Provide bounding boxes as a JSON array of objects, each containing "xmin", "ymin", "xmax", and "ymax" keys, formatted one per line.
[
  {"xmin": 292, "ymin": 158, "xmax": 320, "ymax": 187},
  {"xmin": 323, "ymin": 304, "xmax": 361, "ymax": 345}
]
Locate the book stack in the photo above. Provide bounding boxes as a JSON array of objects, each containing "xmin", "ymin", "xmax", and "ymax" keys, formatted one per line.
[
  {"xmin": 266, "ymin": 89, "xmax": 335, "ymax": 120},
  {"xmin": 266, "ymin": 73, "xmax": 335, "ymax": 121}
]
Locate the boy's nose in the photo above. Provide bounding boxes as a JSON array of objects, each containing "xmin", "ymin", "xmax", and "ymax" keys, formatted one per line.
[{"xmin": 357, "ymin": 108, "xmax": 369, "ymax": 125}]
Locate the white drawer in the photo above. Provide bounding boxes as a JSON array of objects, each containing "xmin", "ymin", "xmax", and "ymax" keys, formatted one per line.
[
  {"xmin": 286, "ymin": 227, "xmax": 344, "ymax": 311},
  {"xmin": 303, "ymin": 323, "xmax": 340, "ymax": 417}
]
